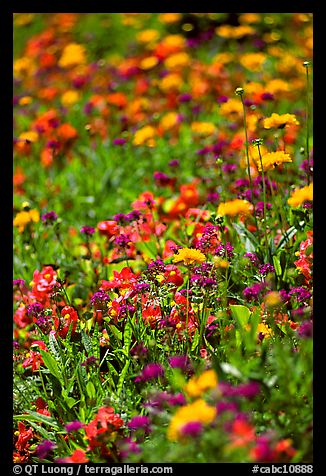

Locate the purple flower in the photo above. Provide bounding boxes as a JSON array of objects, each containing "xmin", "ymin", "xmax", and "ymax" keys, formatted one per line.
[
  {"xmin": 35, "ymin": 439, "xmax": 56, "ymax": 459},
  {"xmin": 13, "ymin": 279, "xmax": 25, "ymax": 288},
  {"xmin": 115, "ymin": 233, "xmax": 131, "ymax": 248},
  {"xmin": 41, "ymin": 211, "xmax": 58, "ymax": 224},
  {"xmin": 178, "ymin": 93, "xmax": 192, "ymax": 103},
  {"xmin": 90, "ymin": 290, "xmax": 110, "ymax": 309},
  {"xmin": 261, "ymin": 92, "xmax": 274, "ymax": 101},
  {"xmin": 113, "ymin": 137, "xmax": 127, "ymax": 146},
  {"xmin": 81, "ymin": 355, "xmax": 98, "ymax": 371},
  {"xmin": 236, "ymin": 381, "xmax": 260, "ymax": 399},
  {"xmin": 134, "ymin": 282, "xmax": 151, "ymax": 293},
  {"xmin": 153, "ymin": 171, "xmax": 172, "ymax": 186},
  {"xmin": 80, "ymin": 225, "xmax": 95, "ymax": 235},
  {"xmin": 180, "ymin": 421, "xmax": 203, "ymax": 437},
  {"xmin": 65, "ymin": 421, "xmax": 83, "ymax": 432},
  {"xmin": 135, "ymin": 363, "xmax": 165, "ymax": 382},
  {"xmin": 217, "ymin": 95, "xmax": 229, "ymax": 103},
  {"xmin": 207, "ymin": 192, "xmax": 220, "ymax": 204},
  {"xmin": 168, "ymin": 355, "xmax": 191, "ymax": 371},
  {"xmin": 297, "ymin": 320, "xmax": 313, "ymax": 339},
  {"xmin": 128, "ymin": 415, "xmax": 151, "ymax": 431},
  {"xmin": 258, "ymin": 263, "xmax": 275, "ymax": 277},
  {"xmin": 244, "ymin": 252, "xmax": 260, "ymax": 266},
  {"xmin": 168, "ymin": 159, "xmax": 180, "ymax": 167},
  {"xmin": 288, "ymin": 287, "xmax": 311, "ymax": 303},
  {"xmin": 216, "ymin": 400, "xmax": 238, "ymax": 414},
  {"xmin": 215, "ymin": 242, "xmax": 234, "ymax": 259},
  {"xmin": 243, "ymin": 282, "xmax": 266, "ymax": 302}
]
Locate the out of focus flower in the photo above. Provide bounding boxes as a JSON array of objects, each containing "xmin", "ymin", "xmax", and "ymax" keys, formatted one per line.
[
  {"xmin": 58, "ymin": 43, "xmax": 86, "ymax": 68},
  {"xmin": 14, "ymin": 209, "xmax": 40, "ymax": 233},
  {"xmin": 173, "ymin": 247, "xmax": 206, "ymax": 266},
  {"xmin": 217, "ymin": 199, "xmax": 253, "ymax": 217},
  {"xmin": 167, "ymin": 399, "xmax": 216, "ymax": 441},
  {"xmin": 263, "ymin": 113, "xmax": 299, "ymax": 129},
  {"xmin": 287, "ymin": 183, "xmax": 313, "ymax": 207},
  {"xmin": 255, "ymin": 151, "xmax": 292, "ymax": 172},
  {"xmin": 184, "ymin": 369, "xmax": 218, "ymax": 397}
]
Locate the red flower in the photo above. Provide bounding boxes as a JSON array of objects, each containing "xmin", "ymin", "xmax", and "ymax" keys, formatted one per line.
[
  {"xmin": 54, "ymin": 305, "xmax": 79, "ymax": 338},
  {"xmin": 31, "ymin": 266, "xmax": 57, "ymax": 304},
  {"xmin": 101, "ymin": 267, "xmax": 137, "ymax": 291},
  {"xmin": 97, "ymin": 220, "xmax": 119, "ymax": 238},
  {"xmin": 15, "ymin": 422, "xmax": 34, "ymax": 453},
  {"xmin": 84, "ymin": 406, "xmax": 124, "ymax": 450},
  {"xmin": 22, "ymin": 350, "xmax": 43, "ymax": 371}
]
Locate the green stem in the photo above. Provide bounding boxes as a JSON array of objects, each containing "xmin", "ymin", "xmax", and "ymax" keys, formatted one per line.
[
  {"xmin": 239, "ymin": 95, "xmax": 259, "ymax": 234},
  {"xmin": 257, "ymin": 144, "xmax": 269, "ymax": 257},
  {"xmin": 305, "ymin": 64, "xmax": 311, "ymax": 185}
]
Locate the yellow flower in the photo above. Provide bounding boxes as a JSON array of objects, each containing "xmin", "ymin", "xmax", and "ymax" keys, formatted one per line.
[
  {"xmin": 240, "ymin": 53, "xmax": 266, "ymax": 72},
  {"xmin": 18, "ymin": 131, "xmax": 39, "ymax": 143},
  {"xmin": 158, "ymin": 13, "xmax": 182, "ymax": 24},
  {"xmin": 140, "ymin": 56, "xmax": 159, "ymax": 70},
  {"xmin": 217, "ymin": 199, "xmax": 253, "ymax": 217},
  {"xmin": 257, "ymin": 322, "xmax": 273, "ymax": 339},
  {"xmin": 136, "ymin": 29, "xmax": 160, "ymax": 44},
  {"xmin": 173, "ymin": 248, "xmax": 206, "ymax": 266},
  {"xmin": 13, "ymin": 209, "xmax": 40, "ymax": 233},
  {"xmin": 167, "ymin": 399, "xmax": 217, "ymax": 441},
  {"xmin": 159, "ymin": 73, "xmax": 183, "ymax": 92},
  {"xmin": 161, "ymin": 34, "xmax": 186, "ymax": 50},
  {"xmin": 19, "ymin": 96, "xmax": 33, "ymax": 106},
  {"xmin": 184, "ymin": 369, "xmax": 218, "ymax": 398},
  {"xmin": 133, "ymin": 125, "xmax": 156, "ymax": 146},
  {"xmin": 263, "ymin": 113, "xmax": 299, "ymax": 129},
  {"xmin": 265, "ymin": 79, "xmax": 289, "ymax": 95},
  {"xmin": 239, "ymin": 13, "xmax": 261, "ymax": 24},
  {"xmin": 212, "ymin": 52, "xmax": 234, "ymax": 65},
  {"xmin": 191, "ymin": 121, "xmax": 216, "ymax": 136},
  {"xmin": 58, "ymin": 43, "xmax": 86, "ymax": 68},
  {"xmin": 264, "ymin": 291, "xmax": 281, "ymax": 308},
  {"xmin": 219, "ymin": 99, "xmax": 243, "ymax": 117},
  {"xmin": 61, "ymin": 90, "xmax": 80, "ymax": 106},
  {"xmin": 159, "ymin": 112, "xmax": 179, "ymax": 131},
  {"xmin": 164, "ymin": 52, "xmax": 190, "ymax": 70},
  {"xmin": 287, "ymin": 183, "xmax": 313, "ymax": 207},
  {"xmin": 13, "ymin": 57, "xmax": 35, "ymax": 79},
  {"xmin": 215, "ymin": 25, "xmax": 255, "ymax": 39},
  {"xmin": 255, "ymin": 151, "xmax": 292, "ymax": 172}
]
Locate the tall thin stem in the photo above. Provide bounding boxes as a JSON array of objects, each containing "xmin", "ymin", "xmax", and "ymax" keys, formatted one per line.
[
  {"xmin": 236, "ymin": 88, "xmax": 259, "ymax": 234},
  {"xmin": 303, "ymin": 61, "xmax": 311, "ymax": 185},
  {"xmin": 257, "ymin": 143, "xmax": 269, "ymax": 258}
]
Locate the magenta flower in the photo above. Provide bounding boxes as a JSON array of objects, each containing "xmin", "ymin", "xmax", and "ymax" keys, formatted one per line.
[{"xmin": 135, "ymin": 363, "xmax": 165, "ymax": 382}]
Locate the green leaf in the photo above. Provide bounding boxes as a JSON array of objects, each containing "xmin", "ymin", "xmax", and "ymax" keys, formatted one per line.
[
  {"xmin": 123, "ymin": 320, "xmax": 133, "ymax": 353},
  {"xmin": 230, "ymin": 304, "xmax": 251, "ymax": 329},
  {"xmin": 276, "ymin": 226, "xmax": 297, "ymax": 250},
  {"xmin": 232, "ymin": 222, "xmax": 259, "ymax": 252},
  {"xmin": 117, "ymin": 360, "xmax": 130, "ymax": 396},
  {"xmin": 13, "ymin": 410, "xmax": 60, "ymax": 430},
  {"xmin": 40, "ymin": 350, "xmax": 63, "ymax": 383},
  {"xmin": 81, "ymin": 331, "xmax": 93, "ymax": 355},
  {"xmin": 86, "ymin": 381, "xmax": 96, "ymax": 401},
  {"xmin": 272, "ymin": 255, "xmax": 282, "ymax": 277}
]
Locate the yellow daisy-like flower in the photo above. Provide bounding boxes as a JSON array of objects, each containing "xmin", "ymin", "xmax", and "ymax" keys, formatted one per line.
[
  {"xmin": 167, "ymin": 399, "xmax": 217, "ymax": 441},
  {"xmin": 173, "ymin": 247, "xmax": 206, "ymax": 266},
  {"xmin": 255, "ymin": 151, "xmax": 292, "ymax": 172},
  {"xmin": 136, "ymin": 29, "xmax": 160, "ymax": 44},
  {"xmin": 219, "ymin": 99, "xmax": 243, "ymax": 117},
  {"xmin": 263, "ymin": 113, "xmax": 299, "ymax": 129},
  {"xmin": 13, "ymin": 209, "xmax": 40, "ymax": 233},
  {"xmin": 257, "ymin": 322, "xmax": 273, "ymax": 339},
  {"xmin": 191, "ymin": 121, "xmax": 216, "ymax": 136},
  {"xmin": 159, "ymin": 73, "xmax": 183, "ymax": 92},
  {"xmin": 184, "ymin": 369, "xmax": 218, "ymax": 398},
  {"xmin": 140, "ymin": 56, "xmax": 159, "ymax": 70},
  {"xmin": 159, "ymin": 112, "xmax": 179, "ymax": 131},
  {"xmin": 61, "ymin": 90, "xmax": 80, "ymax": 106},
  {"xmin": 133, "ymin": 125, "xmax": 156, "ymax": 146},
  {"xmin": 240, "ymin": 52, "xmax": 267, "ymax": 72},
  {"xmin": 217, "ymin": 199, "xmax": 253, "ymax": 217},
  {"xmin": 265, "ymin": 79, "xmax": 289, "ymax": 95},
  {"xmin": 164, "ymin": 52, "xmax": 190, "ymax": 70},
  {"xmin": 58, "ymin": 43, "xmax": 86, "ymax": 68},
  {"xmin": 287, "ymin": 183, "xmax": 313, "ymax": 207},
  {"xmin": 158, "ymin": 13, "xmax": 182, "ymax": 24}
]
